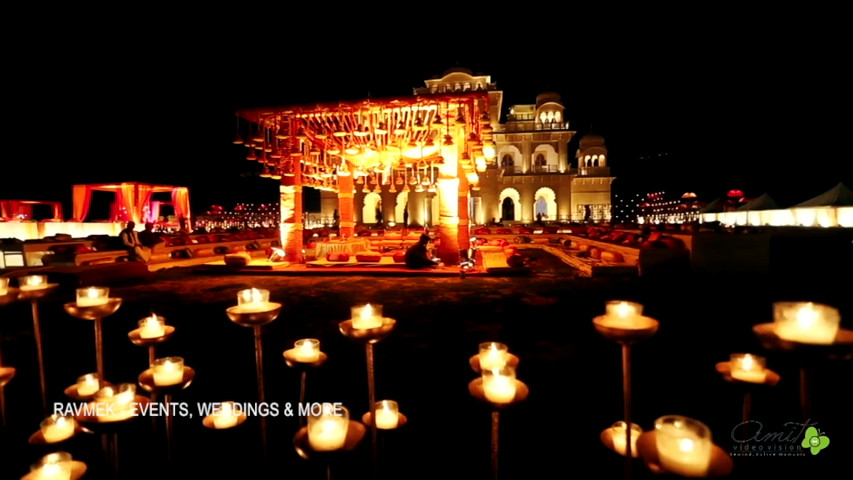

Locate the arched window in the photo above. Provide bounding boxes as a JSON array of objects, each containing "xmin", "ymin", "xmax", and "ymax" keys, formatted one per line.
[
  {"xmin": 501, "ymin": 155, "xmax": 514, "ymax": 167},
  {"xmin": 535, "ymin": 154, "xmax": 547, "ymax": 166}
]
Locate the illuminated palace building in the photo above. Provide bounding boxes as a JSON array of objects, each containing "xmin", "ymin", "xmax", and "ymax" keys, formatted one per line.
[{"xmin": 235, "ymin": 68, "xmax": 613, "ymax": 264}]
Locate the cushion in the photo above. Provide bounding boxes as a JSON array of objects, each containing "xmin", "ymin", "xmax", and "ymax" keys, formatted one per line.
[
  {"xmin": 393, "ymin": 252, "xmax": 406, "ymax": 263},
  {"xmin": 326, "ymin": 252, "xmax": 350, "ymax": 262},
  {"xmin": 473, "ymin": 228, "xmax": 491, "ymax": 235},
  {"xmin": 224, "ymin": 252, "xmax": 252, "ymax": 266},
  {"xmin": 356, "ymin": 252, "xmax": 382, "ymax": 263},
  {"xmin": 601, "ymin": 251, "xmax": 625, "ymax": 263},
  {"xmin": 496, "ymin": 228, "xmax": 513, "ymax": 235}
]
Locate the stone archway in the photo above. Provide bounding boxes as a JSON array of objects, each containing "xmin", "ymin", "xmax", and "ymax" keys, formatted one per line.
[
  {"xmin": 534, "ymin": 187, "xmax": 557, "ymax": 220},
  {"xmin": 395, "ymin": 191, "xmax": 409, "ymax": 226},
  {"xmin": 499, "ymin": 188, "xmax": 521, "ymax": 223},
  {"xmin": 362, "ymin": 192, "xmax": 381, "ymax": 224}
]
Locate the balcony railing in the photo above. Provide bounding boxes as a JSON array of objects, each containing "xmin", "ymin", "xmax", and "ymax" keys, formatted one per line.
[
  {"xmin": 496, "ymin": 121, "xmax": 570, "ymax": 132},
  {"xmin": 500, "ymin": 165, "xmax": 562, "ymax": 175}
]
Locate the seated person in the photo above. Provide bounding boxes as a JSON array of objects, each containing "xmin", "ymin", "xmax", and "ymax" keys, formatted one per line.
[
  {"xmin": 138, "ymin": 222, "xmax": 165, "ymax": 249},
  {"xmin": 405, "ymin": 234, "xmax": 438, "ymax": 269},
  {"xmin": 119, "ymin": 221, "xmax": 151, "ymax": 262}
]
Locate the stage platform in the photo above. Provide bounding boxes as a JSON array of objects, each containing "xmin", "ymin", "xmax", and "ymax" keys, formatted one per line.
[{"xmin": 192, "ymin": 259, "xmax": 530, "ymax": 277}]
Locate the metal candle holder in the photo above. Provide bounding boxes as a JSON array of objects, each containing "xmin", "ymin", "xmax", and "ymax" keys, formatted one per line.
[
  {"xmin": 293, "ymin": 420, "xmax": 366, "ymax": 480},
  {"xmin": 128, "ymin": 325, "xmax": 176, "ymax": 367},
  {"xmin": 468, "ymin": 376, "xmax": 529, "ymax": 480},
  {"xmin": 64, "ymin": 298, "xmax": 123, "ymax": 389},
  {"xmin": 593, "ymin": 313, "xmax": 659, "ymax": 479},
  {"xmin": 18, "ymin": 283, "xmax": 60, "ymax": 414},
  {"xmin": 636, "ymin": 430, "xmax": 733, "ymax": 477},
  {"xmin": 339, "ymin": 316, "xmax": 396, "ymax": 476},
  {"xmin": 225, "ymin": 302, "xmax": 282, "ymax": 464},
  {"xmin": 138, "ymin": 365, "xmax": 195, "ymax": 466}
]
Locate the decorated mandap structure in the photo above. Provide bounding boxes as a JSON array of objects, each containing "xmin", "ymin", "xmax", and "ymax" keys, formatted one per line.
[
  {"xmin": 0, "ymin": 182, "xmax": 191, "ymax": 241},
  {"xmin": 235, "ymin": 69, "xmax": 614, "ymax": 265}
]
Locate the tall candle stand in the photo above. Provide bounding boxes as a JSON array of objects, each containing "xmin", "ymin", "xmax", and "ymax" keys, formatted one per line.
[
  {"xmin": 18, "ymin": 282, "xmax": 60, "ymax": 415},
  {"xmin": 64, "ymin": 298, "xmax": 123, "ymax": 389},
  {"xmin": 0, "ymin": 287, "xmax": 18, "ymax": 428},
  {"xmin": 468, "ymin": 374, "xmax": 529, "ymax": 480},
  {"xmin": 28, "ymin": 414, "xmax": 89, "ymax": 446},
  {"xmin": 753, "ymin": 323, "xmax": 853, "ymax": 422},
  {"xmin": 283, "ymin": 344, "xmax": 329, "ymax": 427},
  {"xmin": 593, "ymin": 310, "xmax": 659, "ymax": 479},
  {"xmin": 715, "ymin": 356, "xmax": 781, "ymax": 440},
  {"xmin": 338, "ymin": 312, "xmax": 396, "ymax": 476},
  {"xmin": 225, "ymin": 301, "xmax": 282, "ymax": 464},
  {"xmin": 74, "ymin": 388, "xmax": 152, "ymax": 478},
  {"xmin": 138, "ymin": 363, "xmax": 195, "ymax": 466}
]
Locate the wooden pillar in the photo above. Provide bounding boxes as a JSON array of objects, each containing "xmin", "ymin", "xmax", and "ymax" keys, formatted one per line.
[
  {"xmin": 280, "ymin": 153, "xmax": 304, "ymax": 263},
  {"xmin": 458, "ymin": 164, "xmax": 470, "ymax": 255}
]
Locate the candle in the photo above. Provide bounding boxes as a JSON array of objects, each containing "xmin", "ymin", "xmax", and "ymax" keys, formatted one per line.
[
  {"xmin": 654, "ymin": 415, "xmax": 712, "ymax": 477},
  {"xmin": 478, "ymin": 342, "xmax": 509, "ymax": 370},
  {"xmin": 152, "ymin": 357, "xmax": 184, "ymax": 386},
  {"xmin": 773, "ymin": 302, "xmax": 840, "ymax": 345},
  {"xmin": 601, "ymin": 300, "xmax": 646, "ymax": 329},
  {"xmin": 610, "ymin": 421, "xmax": 642, "ymax": 457},
  {"xmin": 236, "ymin": 288, "xmax": 271, "ymax": 313},
  {"xmin": 307, "ymin": 404, "xmax": 349, "ymax": 451},
  {"xmin": 30, "ymin": 452, "xmax": 73, "ymax": 480},
  {"xmin": 352, "ymin": 303, "xmax": 383, "ymax": 329},
  {"xmin": 293, "ymin": 338, "xmax": 320, "ymax": 363},
  {"xmin": 19, "ymin": 274, "xmax": 48, "ymax": 291},
  {"xmin": 213, "ymin": 401, "xmax": 241, "ymax": 429},
  {"xmin": 482, "ymin": 366, "xmax": 517, "ymax": 404},
  {"xmin": 729, "ymin": 353, "xmax": 767, "ymax": 383},
  {"xmin": 76, "ymin": 287, "xmax": 109, "ymax": 307},
  {"xmin": 94, "ymin": 384, "xmax": 136, "ymax": 422},
  {"xmin": 374, "ymin": 400, "xmax": 399, "ymax": 429},
  {"xmin": 40, "ymin": 414, "xmax": 76, "ymax": 443},
  {"xmin": 76, "ymin": 373, "xmax": 100, "ymax": 396},
  {"xmin": 138, "ymin": 314, "xmax": 166, "ymax": 339},
  {"xmin": 0, "ymin": 277, "xmax": 9, "ymax": 295}
]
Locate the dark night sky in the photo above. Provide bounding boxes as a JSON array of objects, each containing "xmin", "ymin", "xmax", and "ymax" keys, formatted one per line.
[{"xmin": 3, "ymin": 17, "xmax": 851, "ymax": 216}]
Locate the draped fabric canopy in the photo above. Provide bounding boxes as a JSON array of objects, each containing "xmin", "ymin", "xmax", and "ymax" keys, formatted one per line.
[
  {"xmin": 0, "ymin": 200, "xmax": 63, "ymax": 221},
  {"xmin": 72, "ymin": 182, "xmax": 191, "ymax": 226}
]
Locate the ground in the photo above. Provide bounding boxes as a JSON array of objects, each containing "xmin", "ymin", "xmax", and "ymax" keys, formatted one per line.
[{"xmin": 0, "ymin": 249, "xmax": 850, "ymax": 479}]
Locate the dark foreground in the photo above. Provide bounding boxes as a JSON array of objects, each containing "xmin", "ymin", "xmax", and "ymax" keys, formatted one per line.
[{"xmin": 0, "ymin": 250, "xmax": 850, "ymax": 479}]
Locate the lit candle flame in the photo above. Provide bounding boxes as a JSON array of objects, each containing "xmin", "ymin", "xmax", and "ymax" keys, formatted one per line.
[
  {"xmin": 362, "ymin": 304, "xmax": 373, "ymax": 321},
  {"xmin": 679, "ymin": 438, "xmax": 695, "ymax": 452},
  {"xmin": 616, "ymin": 302, "xmax": 630, "ymax": 318},
  {"xmin": 796, "ymin": 303, "xmax": 818, "ymax": 329},
  {"xmin": 742, "ymin": 354, "xmax": 754, "ymax": 371}
]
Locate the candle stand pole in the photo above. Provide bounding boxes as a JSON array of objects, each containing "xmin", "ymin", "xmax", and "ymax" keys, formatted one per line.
[
  {"xmin": 283, "ymin": 348, "xmax": 328, "ymax": 428},
  {"xmin": 64, "ymin": 299, "xmax": 123, "ymax": 389},
  {"xmin": 19, "ymin": 284, "xmax": 59, "ymax": 414},
  {"xmin": 593, "ymin": 314, "xmax": 659, "ymax": 480},
  {"xmin": 138, "ymin": 365, "xmax": 195, "ymax": 467},
  {"xmin": 339, "ymin": 316, "xmax": 396, "ymax": 479},
  {"xmin": 468, "ymin": 376, "xmax": 529, "ymax": 480},
  {"xmin": 226, "ymin": 303, "xmax": 282, "ymax": 468}
]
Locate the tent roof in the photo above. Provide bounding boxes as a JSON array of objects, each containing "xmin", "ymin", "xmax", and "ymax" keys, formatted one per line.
[
  {"xmin": 794, "ymin": 183, "xmax": 853, "ymax": 208},
  {"xmin": 698, "ymin": 197, "xmax": 727, "ymax": 214},
  {"xmin": 737, "ymin": 193, "xmax": 779, "ymax": 211}
]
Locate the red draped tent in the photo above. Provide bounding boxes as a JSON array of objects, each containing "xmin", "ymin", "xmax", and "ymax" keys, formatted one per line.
[{"xmin": 72, "ymin": 182, "xmax": 191, "ymax": 226}]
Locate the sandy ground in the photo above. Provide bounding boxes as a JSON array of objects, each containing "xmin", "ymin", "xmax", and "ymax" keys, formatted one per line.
[{"xmin": 0, "ymin": 249, "xmax": 850, "ymax": 479}]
